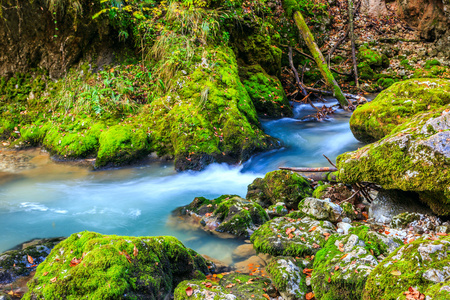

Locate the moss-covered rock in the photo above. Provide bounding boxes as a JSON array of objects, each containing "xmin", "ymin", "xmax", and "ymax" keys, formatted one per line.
[
  {"xmin": 312, "ymin": 226, "xmax": 402, "ymax": 300},
  {"xmin": 266, "ymin": 256, "xmax": 308, "ymax": 299},
  {"xmin": 246, "ymin": 170, "xmax": 313, "ymax": 209},
  {"xmin": 338, "ymin": 101, "xmax": 450, "ymax": 215},
  {"xmin": 240, "ymin": 64, "xmax": 292, "ymax": 117},
  {"xmin": 363, "ymin": 235, "xmax": 450, "ymax": 300},
  {"xmin": 174, "ymin": 195, "xmax": 269, "ymax": 238},
  {"xmin": 312, "ymin": 183, "xmax": 331, "ymax": 199},
  {"xmin": 266, "ymin": 202, "xmax": 289, "ymax": 219},
  {"xmin": 250, "ymin": 216, "xmax": 336, "ymax": 256},
  {"xmin": 174, "ymin": 273, "xmax": 275, "ymax": 300},
  {"xmin": 23, "ymin": 231, "xmax": 208, "ymax": 300},
  {"xmin": 349, "ymin": 79, "xmax": 450, "ymax": 143}
]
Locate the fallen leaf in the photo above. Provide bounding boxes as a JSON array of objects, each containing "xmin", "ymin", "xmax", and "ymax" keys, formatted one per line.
[
  {"xmin": 70, "ymin": 257, "xmax": 82, "ymax": 267},
  {"xmin": 50, "ymin": 277, "xmax": 57, "ymax": 283},
  {"xmin": 43, "ymin": 272, "xmax": 49, "ymax": 276},
  {"xmin": 27, "ymin": 255, "xmax": 34, "ymax": 264},
  {"xmin": 262, "ymin": 294, "xmax": 270, "ymax": 300},
  {"xmin": 225, "ymin": 283, "xmax": 235, "ymax": 288},
  {"xmin": 436, "ymin": 233, "xmax": 448, "ymax": 236},
  {"xmin": 391, "ymin": 270, "xmax": 401, "ymax": 276},
  {"xmin": 309, "ymin": 226, "xmax": 317, "ymax": 232},
  {"xmin": 340, "ymin": 254, "xmax": 348, "ymax": 260},
  {"xmin": 185, "ymin": 286, "xmax": 193, "ymax": 296},
  {"xmin": 133, "ymin": 245, "xmax": 138, "ymax": 257},
  {"xmin": 205, "ymin": 282, "xmax": 212, "ymax": 288},
  {"xmin": 334, "ymin": 266, "xmax": 340, "ymax": 271},
  {"xmin": 306, "ymin": 292, "xmax": 315, "ymax": 299}
]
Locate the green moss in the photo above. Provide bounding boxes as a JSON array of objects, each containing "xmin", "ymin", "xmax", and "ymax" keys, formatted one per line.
[
  {"xmin": 357, "ymin": 62, "xmax": 375, "ymax": 81},
  {"xmin": 312, "ymin": 184, "xmax": 331, "ymax": 199},
  {"xmin": 266, "ymin": 256, "xmax": 308, "ymax": 298},
  {"xmin": 363, "ymin": 236, "xmax": 450, "ymax": 300},
  {"xmin": 23, "ymin": 231, "xmax": 208, "ymax": 300},
  {"xmin": 250, "ymin": 216, "xmax": 335, "ymax": 256},
  {"xmin": 240, "ymin": 64, "xmax": 292, "ymax": 117},
  {"xmin": 377, "ymin": 78, "xmax": 396, "ymax": 89},
  {"xmin": 349, "ymin": 79, "xmax": 450, "ymax": 143},
  {"xmin": 425, "ymin": 59, "xmax": 441, "ymax": 69},
  {"xmin": 247, "ymin": 170, "xmax": 313, "ymax": 209},
  {"xmin": 358, "ymin": 46, "xmax": 383, "ymax": 68},
  {"xmin": 340, "ymin": 202, "xmax": 357, "ymax": 220}
]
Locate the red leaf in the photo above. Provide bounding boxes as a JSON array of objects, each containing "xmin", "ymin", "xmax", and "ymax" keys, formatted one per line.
[
  {"xmin": 185, "ymin": 287, "xmax": 193, "ymax": 296},
  {"xmin": 305, "ymin": 292, "xmax": 315, "ymax": 300}
]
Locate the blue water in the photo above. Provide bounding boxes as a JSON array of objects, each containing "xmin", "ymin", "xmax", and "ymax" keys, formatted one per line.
[{"xmin": 0, "ymin": 100, "xmax": 362, "ymax": 262}]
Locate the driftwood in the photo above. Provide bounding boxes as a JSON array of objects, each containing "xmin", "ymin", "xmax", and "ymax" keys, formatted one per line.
[
  {"xmin": 293, "ymin": 11, "xmax": 351, "ymax": 109},
  {"xmin": 280, "ymin": 167, "xmax": 338, "ymax": 172}
]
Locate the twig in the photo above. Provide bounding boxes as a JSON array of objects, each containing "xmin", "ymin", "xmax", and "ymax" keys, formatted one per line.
[
  {"xmin": 323, "ymin": 154, "xmax": 337, "ymax": 168},
  {"xmin": 339, "ymin": 190, "xmax": 359, "ymax": 204},
  {"xmin": 288, "ymin": 46, "xmax": 308, "ymax": 97}
]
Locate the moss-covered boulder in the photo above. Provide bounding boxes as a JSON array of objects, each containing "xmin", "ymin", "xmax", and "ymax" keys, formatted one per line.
[
  {"xmin": 363, "ymin": 235, "xmax": 450, "ymax": 300},
  {"xmin": 338, "ymin": 101, "xmax": 450, "ymax": 215},
  {"xmin": 312, "ymin": 183, "xmax": 331, "ymax": 199},
  {"xmin": 23, "ymin": 231, "xmax": 208, "ymax": 300},
  {"xmin": 174, "ymin": 273, "xmax": 275, "ymax": 300},
  {"xmin": 250, "ymin": 216, "xmax": 336, "ymax": 256},
  {"xmin": 311, "ymin": 226, "xmax": 402, "ymax": 300},
  {"xmin": 266, "ymin": 202, "xmax": 289, "ymax": 219},
  {"xmin": 246, "ymin": 170, "xmax": 313, "ymax": 209},
  {"xmin": 349, "ymin": 79, "xmax": 450, "ymax": 143},
  {"xmin": 239, "ymin": 64, "xmax": 292, "ymax": 117},
  {"xmin": 174, "ymin": 195, "xmax": 269, "ymax": 238},
  {"xmin": 266, "ymin": 256, "xmax": 308, "ymax": 300}
]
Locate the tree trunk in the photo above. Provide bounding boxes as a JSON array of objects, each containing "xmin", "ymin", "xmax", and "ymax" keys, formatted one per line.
[
  {"xmin": 348, "ymin": 0, "xmax": 359, "ymax": 88},
  {"xmin": 293, "ymin": 11, "xmax": 351, "ymax": 109}
]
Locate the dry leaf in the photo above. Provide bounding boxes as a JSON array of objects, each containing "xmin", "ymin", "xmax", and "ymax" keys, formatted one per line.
[
  {"xmin": 43, "ymin": 272, "xmax": 49, "ymax": 276},
  {"xmin": 262, "ymin": 294, "xmax": 270, "ymax": 300},
  {"xmin": 306, "ymin": 291, "xmax": 315, "ymax": 299},
  {"xmin": 436, "ymin": 233, "xmax": 448, "ymax": 236},
  {"xmin": 205, "ymin": 282, "xmax": 212, "ymax": 288},
  {"xmin": 340, "ymin": 254, "xmax": 348, "ymax": 260},
  {"xmin": 309, "ymin": 226, "xmax": 317, "ymax": 232},
  {"xmin": 391, "ymin": 270, "xmax": 401, "ymax": 276},
  {"xmin": 334, "ymin": 266, "xmax": 340, "ymax": 271},
  {"xmin": 70, "ymin": 257, "xmax": 82, "ymax": 267},
  {"xmin": 185, "ymin": 286, "xmax": 193, "ymax": 296},
  {"xmin": 133, "ymin": 245, "xmax": 139, "ymax": 257},
  {"xmin": 50, "ymin": 277, "xmax": 57, "ymax": 283},
  {"xmin": 27, "ymin": 255, "xmax": 34, "ymax": 264},
  {"xmin": 225, "ymin": 283, "xmax": 235, "ymax": 288}
]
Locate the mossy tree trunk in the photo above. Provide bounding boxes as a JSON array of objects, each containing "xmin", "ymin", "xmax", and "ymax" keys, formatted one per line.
[{"xmin": 293, "ymin": 11, "xmax": 350, "ymax": 109}]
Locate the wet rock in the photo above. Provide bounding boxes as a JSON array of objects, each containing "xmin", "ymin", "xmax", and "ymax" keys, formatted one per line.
[
  {"xmin": 369, "ymin": 189, "xmax": 433, "ymax": 224},
  {"xmin": 299, "ymin": 197, "xmax": 343, "ymax": 222},
  {"xmin": 246, "ymin": 170, "xmax": 312, "ymax": 210},
  {"xmin": 24, "ymin": 231, "xmax": 209, "ymax": 299},
  {"xmin": 0, "ymin": 152, "xmax": 35, "ymax": 173},
  {"xmin": 250, "ymin": 216, "xmax": 336, "ymax": 257},
  {"xmin": 266, "ymin": 202, "xmax": 289, "ymax": 219},
  {"xmin": 0, "ymin": 237, "xmax": 64, "ymax": 285},
  {"xmin": 337, "ymin": 222, "xmax": 352, "ymax": 234},
  {"xmin": 233, "ymin": 254, "xmax": 270, "ymax": 274},
  {"xmin": 266, "ymin": 257, "xmax": 308, "ymax": 300},
  {"xmin": 312, "ymin": 226, "xmax": 402, "ymax": 300},
  {"xmin": 173, "ymin": 195, "xmax": 269, "ymax": 238},
  {"xmin": 174, "ymin": 273, "xmax": 276, "ymax": 300},
  {"xmin": 231, "ymin": 244, "xmax": 256, "ymax": 262},
  {"xmin": 363, "ymin": 235, "xmax": 450, "ymax": 299}
]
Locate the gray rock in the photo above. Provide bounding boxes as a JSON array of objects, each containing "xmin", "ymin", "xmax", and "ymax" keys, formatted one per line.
[
  {"xmin": 337, "ymin": 222, "xmax": 353, "ymax": 235},
  {"xmin": 299, "ymin": 197, "xmax": 343, "ymax": 222}
]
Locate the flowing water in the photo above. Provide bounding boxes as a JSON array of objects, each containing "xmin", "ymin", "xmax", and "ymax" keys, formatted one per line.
[{"xmin": 0, "ymin": 100, "xmax": 363, "ymax": 264}]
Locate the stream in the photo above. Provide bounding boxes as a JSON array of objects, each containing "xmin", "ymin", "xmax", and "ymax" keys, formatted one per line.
[{"xmin": 0, "ymin": 100, "xmax": 363, "ymax": 264}]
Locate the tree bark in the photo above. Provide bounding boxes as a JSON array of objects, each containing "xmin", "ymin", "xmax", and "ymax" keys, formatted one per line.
[
  {"xmin": 293, "ymin": 11, "xmax": 351, "ymax": 109},
  {"xmin": 348, "ymin": 0, "xmax": 359, "ymax": 88}
]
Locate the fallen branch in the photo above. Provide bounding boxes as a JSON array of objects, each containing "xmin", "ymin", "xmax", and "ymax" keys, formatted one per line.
[
  {"xmin": 288, "ymin": 46, "xmax": 308, "ymax": 97},
  {"xmin": 305, "ymin": 87, "xmax": 367, "ymax": 102},
  {"xmin": 323, "ymin": 154, "xmax": 337, "ymax": 168},
  {"xmin": 280, "ymin": 167, "xmax": 338, "ymax": 172}
]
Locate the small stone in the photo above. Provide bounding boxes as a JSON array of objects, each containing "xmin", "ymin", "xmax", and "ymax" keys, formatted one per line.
[
  {"xmin": 342, "ymin": 217, "xmax": 352, "ymax": 224},
  {"xmin": 337, "ymin": 228, "xmax": 344, "ymax": 234},
  {"xmin": 337, "ymin": 222, "xmax": 352, "ymax": 234}
]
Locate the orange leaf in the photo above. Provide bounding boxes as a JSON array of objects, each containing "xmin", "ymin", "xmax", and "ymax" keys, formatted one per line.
[
  {"xmin": 436, "ymin": 233, "xmax": 448, "ymax": 236},
  {"xmin": 43, "ymin": 272, "xmax": 49, "ymax": 276},
  {"xmin": 205, "ymin": 282, "xmax": 212, "ymax": 288},
  {"xmin": 27, "ymin": 255, "xmax": 34, "ymax": 264},
  {"xmin": 301, "ymin": 237, "xmax": 306, "ymax": 242},
  {"xmin": 309, "ymin": 226, "xmax": 317, "ymax": 232},
  {"xmin": 70, "ymin": 257, "xmax": 82, "ymax": 267},
  {"xmin": 385, "ymin": 231, "xmax": 390, "ymax": 235},
  {"xmin": 185, "ymin": 286, "xmax": 193, "ymax": 296},
  {"xmin": 50, "ymin": 277, "xmax": 57, "ymax": 283},
  {"xmin": 133, "ymin": 245, "xmax": 139, "ymax": 257},
  {"xmin": 306, "ymin": 292, "xmax": 315, "ymax": 299},
  {"xmin": 263, "ymin": 294, "xmax": 270, "ymax": 300},
  {"xmin": 340, "ymin": 254, "xmax": 348, "ymax": 260},
  {"xmin": 226, "ymin": 283, "xmax": 235, "ymax": 288},
  {"xmin": 334, "ymin": 266, "xmax": 340, "ymax": 271}
]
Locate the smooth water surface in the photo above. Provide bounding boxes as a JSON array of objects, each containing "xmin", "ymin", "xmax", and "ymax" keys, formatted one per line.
[{"xmin": 0, "ymin": 101, "xmax": 362, "ymax": 263}]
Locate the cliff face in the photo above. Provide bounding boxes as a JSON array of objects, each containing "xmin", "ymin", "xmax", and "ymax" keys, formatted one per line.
[
  {"xmin": 0, "ymin": 0, "xmax": 119, "ymax": 78},
  {"xmin": 395, "ymin": 0, "xmax": 450, "ymax": 56}
]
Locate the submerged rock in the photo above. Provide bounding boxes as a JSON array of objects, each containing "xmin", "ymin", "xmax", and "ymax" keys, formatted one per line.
[
  {"xmin": 250, "ymin": 216, "xmax": 336, "ymax": 257},
  {"xmin": 23, "ymin": 231, "xmax": 208, "ymax": 300},
  {"xmin": 246, "ymin": 170, "xmax": 313, "ymax": 209},
  {"xmin": 363, "ymin": 235, "xmax": 450, "ymax": 300}
]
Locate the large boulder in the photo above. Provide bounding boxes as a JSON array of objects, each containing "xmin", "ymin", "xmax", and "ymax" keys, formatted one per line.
[
  {"xmin": 311, "ymin": 226, "xmax": 402, "ymax": 300},
  {"xmin": 247, "ymin": 170, "xmax": 313, "ymax": 210},
  {"xmin": 350, "ymin": 79, "xmax": 450, "ymax": 143},
  {"xmin": 363, "ymin": 235, "xmax": 450, "ymax": 299},
  {"xmin": 173, "ymin": 195, "xmax": 269, "ymax": 238},
  {"xmin": 250, "ymin": 216, "xmax": 336, "ymax": 256},
  {"xmin": 23, "ymin": 231, "xmax": 209, "ymax": 300},
  {"xmin": 339, "ymin": 80, "xmax": 450, "ymax": 216}
]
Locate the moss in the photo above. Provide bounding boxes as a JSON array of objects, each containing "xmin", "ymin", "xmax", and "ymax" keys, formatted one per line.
[
  {"xmin": 424, "ymin": 282, "xmax": 450, "ymax": 299},
  {"xmin": 340, "ymin": 202, "xmax": 357, "ymax": 220},
  {"xmin": 358, "ymin": 45, "xmax": 383, "ymax": 68},
  {"xmin": 96, "ymin": 123, "xmax": 151, "ymax": 167},
  {"xmin": 357, "ymin": 62, "xmax": 375, "ymax": 81},
  {"xmin": 23, "ymin": 231, "xmax": 208, "ymax": 300},
  {"xmin": 239, "ymin": 64, "xmax": 292, "ymax": 117},
  {"xmin": 312, "ymin": 184, "xmax": 331, "ymax": 199},
  {"xmin": 425, "ymin": 59, "xmax": 441, "ymax": 69},
  {"xmin": 349, "ymin": 79, "xmax": 450, "ymax": 143},
  {"xmin": 363, "ymin": 236, "xmax": 450, "ymax": 300},
  {"xmin": 247, "ymin": 170, "xmax": 313, "ymax": 209},
  {"xmin": 391, "ymin": 212, "xmax": 421, "ymax": 228},
  {"xmin": 266, "ymin": 256, "xmax": 308, "ymax": 299},
  {"xmin": 377, "ymin": 77, "xmax": 396, "ymax": 89},
  {"xmin": 250, "ymin": 216, "xmax": 335, "ymax": 256}
]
